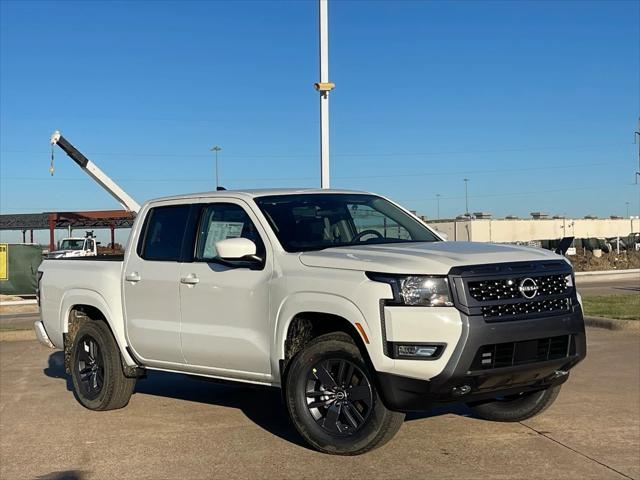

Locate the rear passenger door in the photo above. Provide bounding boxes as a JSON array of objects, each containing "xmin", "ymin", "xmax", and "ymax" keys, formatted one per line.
[
  {"xmin": 178, "ymin": 200, "xmax": 273, "ymax": 378},
  {"xmin": 123, "ymin": 201, "xmax": 193, "ymax": 366}
]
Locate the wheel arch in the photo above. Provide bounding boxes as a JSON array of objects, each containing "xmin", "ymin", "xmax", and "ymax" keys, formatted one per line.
[
  {"xmin": 274, "ymin": 292, "xmax": 377, "ymax": 380},
  {"xmin": 60, "ymin": 289, "xmax": 137, "ymax": 373}
]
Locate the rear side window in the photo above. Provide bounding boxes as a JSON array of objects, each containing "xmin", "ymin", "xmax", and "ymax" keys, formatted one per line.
[{"xmin": 139, "ymin": 205, "xmax": 190, "ymax": 261}]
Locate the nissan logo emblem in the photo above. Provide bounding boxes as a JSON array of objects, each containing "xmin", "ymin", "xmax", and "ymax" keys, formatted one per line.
[{"xmin": 518, "ymin": 278, "xmax": 539, "ymax": 299}]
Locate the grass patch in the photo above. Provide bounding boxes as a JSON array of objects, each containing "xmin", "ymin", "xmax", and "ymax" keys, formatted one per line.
[{"xmin": 582, "ymin": 294, "xmax": 640, "ymax": 320}]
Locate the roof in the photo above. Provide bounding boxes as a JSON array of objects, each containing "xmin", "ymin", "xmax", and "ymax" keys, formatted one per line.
[
  {"xmin": 149, "ymin": 188, "xmax": 372, "ymax": 204},
  {"xmin": 0, "ymin": 210, "xmax": 135, "ymax": 231}
]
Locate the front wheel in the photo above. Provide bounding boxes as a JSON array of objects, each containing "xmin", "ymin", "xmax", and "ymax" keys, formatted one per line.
[
  {"xmin": 285, "ymin": 332, "xmax": 405, "ymax": 455},
  {"xmin": 70, "ymin": 320, "xmax": 136, "ymax": 411},
  {"xmin": 467, "ymin": 385, "xmax": 562, "ymax": 422}
]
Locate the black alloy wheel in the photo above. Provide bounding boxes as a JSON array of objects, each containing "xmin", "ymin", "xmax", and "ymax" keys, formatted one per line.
[
  {"xmin": 285, "ymin": 332, "xmax": 405, "ymax": 455},
  {"xmin": 75, "ymin": 334, "xmax": 105, "ymax": 400},
  {"xmin": 305, "ymin": 358, "xmax": 373, "ymax": 435}
]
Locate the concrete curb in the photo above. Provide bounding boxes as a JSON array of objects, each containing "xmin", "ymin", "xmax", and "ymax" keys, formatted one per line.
[
  {"xmin": 575, "ymin": 269, "xmax": 640, "ymax": 284},
  {"xmin": 0, "ymin": 299, "xmax": 37, "ymax": 306},
  {"xmin": 584, "ymin": 316, "xmax": 640, "ymax": 331},
  {"xmin": 0, "ymin": 329, "xmax": 36, "ymax": 342}
]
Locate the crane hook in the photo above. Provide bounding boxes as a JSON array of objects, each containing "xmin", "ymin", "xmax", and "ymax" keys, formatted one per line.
[{"xmin": 49, "ymin": 144, "xmax": 55, "ymax": 176}]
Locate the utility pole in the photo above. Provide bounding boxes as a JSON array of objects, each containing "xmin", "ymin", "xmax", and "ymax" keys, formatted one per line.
[
  {"xmin": 315, "ymin": 0, "xmax": 334, "ymax": 189},
  {"xmin": 626, "ymin": 201, "xmax": 630, "ymax": 218},
  {"xmin": 635, "ymin": 118, "xmax": 640, "ymax": 184},
  {"xmin": 436, "ymin": 194, "xmax": 441, "ymax": 220},
  {"xmin": 463, "ymin": 178, "xmax": 470, "ymax": 216},
  {"xmin": 210, "ymin": 145, "xmax": 222, "ymax": 190}
]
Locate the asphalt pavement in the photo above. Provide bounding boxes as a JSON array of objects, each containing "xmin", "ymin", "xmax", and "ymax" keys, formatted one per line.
[{"xmin": 1, "ymin": 327, "xmax": 638, "ymax": 480}]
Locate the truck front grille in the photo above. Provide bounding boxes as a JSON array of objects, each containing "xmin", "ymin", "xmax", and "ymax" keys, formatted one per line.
[
  {"xmin": 470, "ymin": 335, "xmax": 573, "ymax": 370},
  {"xmin": 468, "ymin": 274, "xmax": 568, "ymax": 301}
]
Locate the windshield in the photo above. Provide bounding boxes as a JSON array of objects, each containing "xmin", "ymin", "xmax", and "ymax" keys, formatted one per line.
[
  {"xmin": 59, "ymin": 239, "xmax": 85, "ymax": 250},
  {"xmin": 254, "ymin": 193, "xmax": 440, "ymax": 252}
]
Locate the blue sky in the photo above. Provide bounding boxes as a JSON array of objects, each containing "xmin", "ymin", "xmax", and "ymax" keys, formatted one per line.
[{"xmin": 1, "ymin": 0, "xmax": 638, "ymax": 244}]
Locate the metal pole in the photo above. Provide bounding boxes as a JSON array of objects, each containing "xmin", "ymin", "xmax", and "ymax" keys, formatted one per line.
[
  {"xmin": 211, "ymin": 146, "xmax": 222, "ymax": 190},
  {"xmin": 635, "ymin": 118, "xmax": 639, "ymax": 184},
  {"xmin": 464, "ymin": 178, "xmax": 469, "ymax": 216},
  {"xmin": 626, "ymin": 201, "xmax": 630, "ymax": 218},
  {"xmin": 316, "ymin": 0, "xmax": 333, "ymax": 189},
  {"xmin": 436, "ymin": 194, "xmax": 441, "ymax": 220},
  {"xmin": 48, "ymin": 214, "xmax": 55, "ymax": 252}
]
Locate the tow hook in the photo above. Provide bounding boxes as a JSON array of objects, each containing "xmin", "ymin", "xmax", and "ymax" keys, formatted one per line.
[
  {"xmin": 451, "ymin": 384, "xmax": 472, "ymax": 396},
  {"xmin": 550, "ymin": 370, "xmax": 569, "ymax": 380}
]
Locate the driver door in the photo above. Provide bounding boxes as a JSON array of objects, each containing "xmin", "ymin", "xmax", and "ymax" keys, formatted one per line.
[{"xmin": 179, "ymin": 200, "xmax": 273, "ymax": 379}]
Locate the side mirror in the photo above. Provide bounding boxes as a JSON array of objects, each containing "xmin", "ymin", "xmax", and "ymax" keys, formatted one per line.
[{"xmin": 215, "ymin": 237, "xmax": 257, "ymax": 260}]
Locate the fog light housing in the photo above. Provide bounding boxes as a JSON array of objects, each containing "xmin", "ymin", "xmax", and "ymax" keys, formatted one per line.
[{"xmin": 392, "ymin": 343, "xmax": 445, "ymax": 360}]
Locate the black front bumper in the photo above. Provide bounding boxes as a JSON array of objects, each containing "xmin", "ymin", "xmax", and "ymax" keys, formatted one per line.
[{"xmin": 376, "ymin": 307, "xmax": 586, "ymax": 412}]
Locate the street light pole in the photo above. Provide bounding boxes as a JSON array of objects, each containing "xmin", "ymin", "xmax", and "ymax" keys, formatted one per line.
[
  {"xmin": 626, "ymin": 201, "xmax": 630, "ymax": 218},
  {"xmin": 315, "ymin": 0, "xmax": 334, "ymax": 189},
  {"xmin": 436, "ymin": 193, "xmax": 441, "ymax": 220},
  {"xmin": 210, "ymin": 145, "xmax": 222, "ymax": 190},
  {"xmin": 463, "ymin": 178, "xmax": 469, "ymax": 216}
]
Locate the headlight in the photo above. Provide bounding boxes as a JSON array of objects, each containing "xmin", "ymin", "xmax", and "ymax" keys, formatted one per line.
[{"xmin": 366, "ymin": 273, "xmax": 453, "ymax": 307}]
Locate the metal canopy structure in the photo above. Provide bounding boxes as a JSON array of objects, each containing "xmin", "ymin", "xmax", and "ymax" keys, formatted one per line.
[{"xmin": 0, "ymin": 210, "xmax": 135, "ymax": 250}]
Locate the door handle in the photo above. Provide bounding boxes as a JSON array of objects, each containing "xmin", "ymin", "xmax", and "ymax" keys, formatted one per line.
[
  {"xmin": 125, "ymin": 272, "xmax": 141, "ymax": 283},
  {"xmin": 180, "ymin": 274, "xmax": 199, "ymax": 285}
]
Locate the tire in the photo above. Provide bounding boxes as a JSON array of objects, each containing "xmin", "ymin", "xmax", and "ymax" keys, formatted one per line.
[
  {"xmin": 468, "ymin": 385, "xmax": 562, "ymax": 422},
  {"xmin": 70, "ymin": 321, "xmax": 136, "ymax": 411},
  {"xmin": 285, "ymin": 332, "xmax": 405, "ymax": 455}
]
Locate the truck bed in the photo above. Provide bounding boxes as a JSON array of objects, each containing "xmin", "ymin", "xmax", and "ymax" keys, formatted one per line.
[{"xmin": 39, "ymin": 258, "xmax": 124, "ymax": 349}]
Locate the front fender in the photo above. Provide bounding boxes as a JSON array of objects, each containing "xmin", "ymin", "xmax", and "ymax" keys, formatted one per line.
[{"xmin": 272, "ymin": 291, "xmax": 387, "ymax": 376}]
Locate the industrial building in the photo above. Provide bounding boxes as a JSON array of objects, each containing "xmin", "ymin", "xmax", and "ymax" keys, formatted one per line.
[{"xmin": 427, "ymin": 213, "xmax": 639, "ymax": 243}]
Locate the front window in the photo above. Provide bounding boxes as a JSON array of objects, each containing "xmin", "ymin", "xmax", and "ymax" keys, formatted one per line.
[
  {"xmin": 195, "ymin": 203, "xmax": 266, "ymax": 261},
  {"xmin": 59, "ymin": 239, "xmax": 85, "ymax": 250},
  {"xmin": 254, "ymin": 193, "xmax": 440, "ymax": 252}
]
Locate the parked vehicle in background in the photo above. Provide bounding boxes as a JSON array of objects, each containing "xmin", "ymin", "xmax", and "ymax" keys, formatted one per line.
[
  {"xmin": 47, "ymin": 232, "xmax": 98, "ymax": 259},
  {"xmin": 35, "ymin": 189, "xmax": 586, "ymax": 455}
]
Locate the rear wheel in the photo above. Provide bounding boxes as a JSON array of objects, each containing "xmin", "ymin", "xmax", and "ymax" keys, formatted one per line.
[
  {"xmin": 285, "ymin": 332, "xmax": 404, "ymax": 455},
  {"xmin": 70, "ymin": 321, "xmax": 136, "ymax": 411},
  {"xmin": 467, "ymin": 385, "xmax": 561, "ymax": 422}
]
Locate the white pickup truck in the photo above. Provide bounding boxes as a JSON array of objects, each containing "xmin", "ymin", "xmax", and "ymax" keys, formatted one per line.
[
  {"xmin": 47, "ymin": 234, "xmax": 98, "ymax": 259},
  {"xmin": 36, "ymin": 189, "xmax": 586, "ymax": 455}
]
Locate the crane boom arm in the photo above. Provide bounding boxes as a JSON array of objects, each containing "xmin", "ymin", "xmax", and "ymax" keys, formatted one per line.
[{"xmin": 50, "ymin": 131, "xmax": 141, "ymax": 214}]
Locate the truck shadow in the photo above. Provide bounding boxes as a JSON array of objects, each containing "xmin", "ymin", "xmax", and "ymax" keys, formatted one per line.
[{"xmin": 44, "ymin": 351, "xmax": 471, "ymax": 449}]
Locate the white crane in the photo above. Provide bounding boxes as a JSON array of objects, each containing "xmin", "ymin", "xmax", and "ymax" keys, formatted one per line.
[{"xmin": 50, "ymin": 131, "xmax": 141, "ymax": 214}]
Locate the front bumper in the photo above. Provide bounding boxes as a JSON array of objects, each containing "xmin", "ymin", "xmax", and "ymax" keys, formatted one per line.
[
  {"xmin": 34, "ymin": 320, "xmax": 55, "ymax": 349},
  {"xmin": 376, "ymin": 307, "xmax": 586, "ymax": 412}
]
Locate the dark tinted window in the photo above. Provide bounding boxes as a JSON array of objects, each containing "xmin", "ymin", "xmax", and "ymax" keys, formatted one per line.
[
  {"xmin": 255, "ymin": 194, "xmax": 440, "ymax": 252},
  {"xmin": 139, "ymin": 205, "xmax": 190, "ymax": 261},
  {"xmin": 195, "ymin": 203, "xmax": 265, "ymax": 261}
]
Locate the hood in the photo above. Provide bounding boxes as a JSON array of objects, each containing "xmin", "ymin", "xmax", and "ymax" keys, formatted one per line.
[
  {"xmin": 299, "ymin": 241, "xmax": 564, "ymax": 275},
  {"xmin": 48, "ymin": 249, "xmax": 83, "ymax": 257}
]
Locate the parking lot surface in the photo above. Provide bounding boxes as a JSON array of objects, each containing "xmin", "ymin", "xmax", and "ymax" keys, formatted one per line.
[{"xmin": 1, "ymin": 328, "xmax": 638, "ymax": 480}]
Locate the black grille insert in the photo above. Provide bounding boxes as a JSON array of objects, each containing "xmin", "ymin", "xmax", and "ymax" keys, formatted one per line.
[
  {"xmin": 481, "ymin": 298, "xmax": 570, "ymax": 320},
  {"xmin": 468, "ymin": 274, "xmax": 568, "ymax": 302},
  {"xmin": 471, "ymin": 335, "xmax": 573, "ymax": 370}
]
